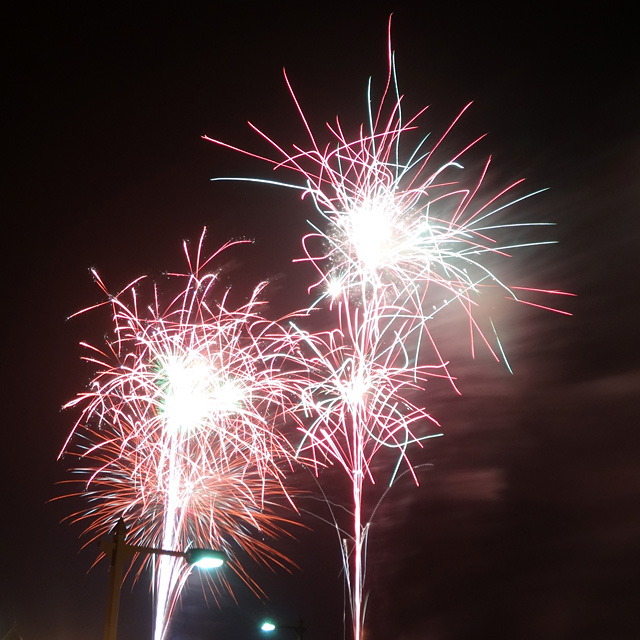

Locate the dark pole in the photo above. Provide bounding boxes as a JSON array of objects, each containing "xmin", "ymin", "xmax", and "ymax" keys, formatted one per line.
[
  {"xmin": 290, "ymin": 619, "xmax": 306, "ymax": 640},
  {"xmin": 102, "ymin": 518, "xmax": 128, "ymax": 640}
]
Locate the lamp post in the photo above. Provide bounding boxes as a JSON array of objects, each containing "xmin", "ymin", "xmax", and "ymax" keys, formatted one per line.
[
  {"xmin": 101, "ymin": 518, "xmax": 226, "ymax": 640},
  {"xmin": 260, "ymin": 619, "xmax": 307, "ymax": 640}
]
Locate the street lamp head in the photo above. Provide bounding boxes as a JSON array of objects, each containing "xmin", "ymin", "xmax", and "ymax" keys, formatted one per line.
[
  {"xmin": 184, "ymin": 548, "xmax": 226, "ymax": 569},
  {"xmin": 260, "ymin": 619, "xmax": 306, "ymax": 639}
]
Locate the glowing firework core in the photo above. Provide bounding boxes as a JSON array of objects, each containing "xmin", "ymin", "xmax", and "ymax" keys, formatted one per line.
[
  {"xmin": 343, "ymin": 195, "xmax": 398, "ymax": 273},
  {"xmin": 159, "ymin": 354, "xmax": 245, "ymax": 432}
]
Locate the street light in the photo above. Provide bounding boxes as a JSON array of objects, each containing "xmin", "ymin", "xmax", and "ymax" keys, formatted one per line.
[
  {"xmin": 101, "ymin": 518, "xmax": 226, "ymax": 640},
  {"xmin": 260, "ymin": 618, "xmax": 307, "ymax": 640},
  {"xmin": 183, "ymin": 547, "xmax": 226, "ymax": 569}
]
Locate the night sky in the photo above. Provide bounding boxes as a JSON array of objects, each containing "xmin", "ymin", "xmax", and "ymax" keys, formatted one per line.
[{"xmin": 2, "ymin": 4, "xmax": 639, "ymax": 640}]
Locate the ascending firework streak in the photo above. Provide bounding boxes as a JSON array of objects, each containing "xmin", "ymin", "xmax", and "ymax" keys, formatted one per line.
[
  {"xmin": 62, "ymin": 230, "xmax": 303, "ymax": 640},
  {"xmin": 203, "ymin": 19, "xmax": 571, "ymax": 640},
  {"xmin": 290, "ymin": 292, "xmax": 446, "ymax": 640}
]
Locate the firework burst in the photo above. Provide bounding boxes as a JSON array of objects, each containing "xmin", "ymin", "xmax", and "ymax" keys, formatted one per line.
[
  {"xmin": 62, "ymin": 230, "xmax": 303, "ymax": 639},
  {"xmin": 289, "ymin": 293, "xmax": 444, "ymax": 640},
  {"xmin": 203, "ymin": 19, "xmax": 571, "ymax": 640},
  {"xmin": 203, "ymin": 21, "xmax": 572, "ymax": 378}
]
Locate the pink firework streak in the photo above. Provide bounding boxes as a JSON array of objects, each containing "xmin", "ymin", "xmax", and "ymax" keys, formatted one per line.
[
  {"xmin": 203, "ymin": 19, "xmax": 573, "ymax": 640},
  {"xmin": 61, "ymin": 230, "xmax": 304, "ymax": 640}
]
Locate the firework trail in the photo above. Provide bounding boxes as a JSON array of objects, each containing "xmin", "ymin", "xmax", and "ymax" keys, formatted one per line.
[
  {"xmin": 62, "ymin": 230, "xmax": 303, "ymax": 639},
  {"xmin": 203, "ymin": 18, "xmax": 572, "ymax": 640},
  {"xmin": 289, "ymin": 291, "xmax": 444, "ymax": 640}
]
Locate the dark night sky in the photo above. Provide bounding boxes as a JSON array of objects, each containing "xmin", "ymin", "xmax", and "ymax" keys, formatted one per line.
[{"xmin": 2, "ymin": 3, "xmax": 639, "ymax": 640}]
